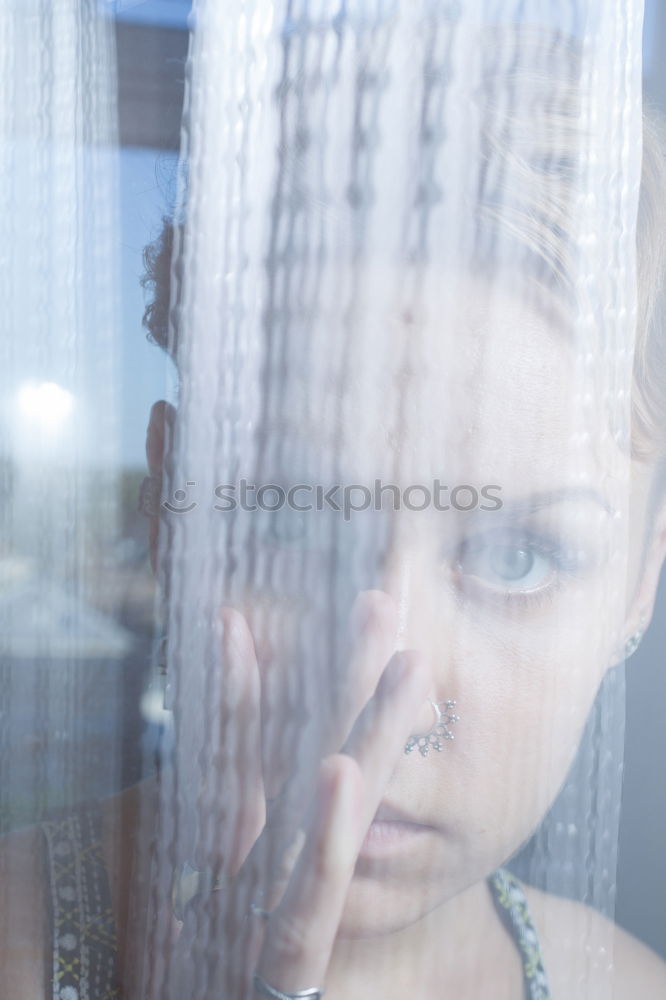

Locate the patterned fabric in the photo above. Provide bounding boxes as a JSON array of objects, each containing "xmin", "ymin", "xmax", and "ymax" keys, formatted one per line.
[
  {"xmin": 41, "ymin": 805, "xmax": 121, "ymax": 1000},
  {"xmin": 489, "ymin": 868, "xmax": 552, "ymax": 1000}
]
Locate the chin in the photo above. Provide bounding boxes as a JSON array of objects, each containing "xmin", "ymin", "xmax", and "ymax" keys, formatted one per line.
[{"xmin": 333, "ymin": 869, "xmax": 447, "ymax": 940}]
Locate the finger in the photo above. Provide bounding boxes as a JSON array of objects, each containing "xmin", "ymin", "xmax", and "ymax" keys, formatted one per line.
[
  {"xmin": 261, "ymin": 589, "xmax": 399, "ymax": 831},
  {"xmin": 194, "ymin": 607, "xmax": 266, "ymax": 877},
  {"xmin": 219, "ymin": 608, "xmax": 266, "ymax": 874},
  {"xmin": 340, "ymin": 649, "xmax": 431, "ymax": 829},
  {"xmin": 255, "ymin": 754, "xmax": 364, "ymax": 994},
  {"xmin": 231, "ymin": 594, "xmax": 403, "ymax": 918},
  {"xmin": 254, "ymin": 654, "xmax": 429, "ymax": 994},
  {"xmin": 335, "ymin": 589, "xmax": 400, "ymax": 744}
]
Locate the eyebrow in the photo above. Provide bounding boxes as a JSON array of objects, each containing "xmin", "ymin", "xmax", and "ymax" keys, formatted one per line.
[{"xmin": 490, "ymin": 487, "xmax": 617, "ymax": 519}]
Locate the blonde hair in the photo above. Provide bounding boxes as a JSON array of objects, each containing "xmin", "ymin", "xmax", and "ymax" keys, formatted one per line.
[
  {"xmin": 142, "ymin": 38, "xmax": 666, "ymax": 484},
  {"xmin": 474, "ymin": 28, "xmax": 666, "ymax": 473}
]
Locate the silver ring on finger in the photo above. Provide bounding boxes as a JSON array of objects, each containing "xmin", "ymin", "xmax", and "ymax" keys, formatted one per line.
[{"xmin": 253, "ymin": 971, "xmax": 324, "ymax": 999}]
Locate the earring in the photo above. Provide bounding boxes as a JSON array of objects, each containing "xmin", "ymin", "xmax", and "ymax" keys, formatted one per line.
[
  {"xmin": 404, "ymin": 699, "xmax": 459, "ymax": 756},
  {"xmin": 624, "ymin": 614, "xmax": 647, "ymax": 660}
]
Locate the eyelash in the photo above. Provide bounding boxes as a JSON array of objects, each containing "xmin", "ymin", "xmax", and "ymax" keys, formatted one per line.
[{"xmin": 450, "ymin": 530, "xmax": 583, "ymax": 612}]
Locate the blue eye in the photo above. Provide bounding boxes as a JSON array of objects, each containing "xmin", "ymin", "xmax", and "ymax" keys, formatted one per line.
[{"xmin": 454, "ymin": 531, "xmax": 562, "ymax": 594}]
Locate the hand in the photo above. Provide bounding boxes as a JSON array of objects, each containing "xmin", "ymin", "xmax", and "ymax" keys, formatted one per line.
[
  {"xmin": 169, "ymin": 591, "xmax": 431, "ymax": 1000},
  {"xmin": 254, "ymin": 649, "xmax": 429, "ymax": 998}
]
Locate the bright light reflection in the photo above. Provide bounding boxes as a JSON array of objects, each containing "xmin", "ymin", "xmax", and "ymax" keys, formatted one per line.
[
  {"xmin": 140, "ymin": 685, "xmax": 174, "ymax": 728},
  {"xmin": 17, "ymin": 381, "xmax": 75, "ymax": 429}
]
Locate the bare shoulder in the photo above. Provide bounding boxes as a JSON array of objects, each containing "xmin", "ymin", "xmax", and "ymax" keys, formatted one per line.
[
  {"xmin": 0, "ymin": 822, "xmax": 48, "ymax": 997},
  {"xmin": 523, "ymin": 883, "xmax": 666, "ymax": 999}
]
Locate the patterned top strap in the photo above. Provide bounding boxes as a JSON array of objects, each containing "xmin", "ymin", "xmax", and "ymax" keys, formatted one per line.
[
  {"xmin": 489, "ymin": 868, "xmax": 552, "ymax": 1000},
  {"xmin": 41, "ymin": 804, "xmax": 122, "ymax": 1000}
]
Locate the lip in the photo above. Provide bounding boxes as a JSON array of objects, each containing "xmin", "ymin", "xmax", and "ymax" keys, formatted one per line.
[
  {"xmin": 358, "ymin": 802, "xmax": 439, "ymax": 857},
  {"xmin": 373, "ymin": 802, "xmax": 426, "ymax": 824}
]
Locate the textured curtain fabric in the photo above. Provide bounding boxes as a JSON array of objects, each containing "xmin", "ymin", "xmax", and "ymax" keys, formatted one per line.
[
  {"xmin": 0, "ymin": 0, "xmax": 122, "ymax": 826},
  {"xmin": 141, "ymin": 2, "xmax": 644, "ymax": 997},
  {"xmin": 0, "ymin": 1, "xmax": 652, "ymax": 997}
]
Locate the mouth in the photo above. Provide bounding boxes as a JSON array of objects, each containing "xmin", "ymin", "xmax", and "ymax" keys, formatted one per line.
[{"xmin": 358, "ymin": 802, "xmax": 439, "ymax": 857}]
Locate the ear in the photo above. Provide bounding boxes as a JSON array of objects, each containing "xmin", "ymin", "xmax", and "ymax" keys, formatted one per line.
[
  {"xmin": 143, "ymin": 400, "xmax": 176, "ymax": 573},
  {"xmin": 618, "ymin": 496, "xmax": 666, "ymax": 656},
  {"xmin": 146, "ymin": 400, "xmax": 175, "ymax": 478}
]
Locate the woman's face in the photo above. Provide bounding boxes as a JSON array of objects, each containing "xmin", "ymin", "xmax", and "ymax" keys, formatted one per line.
[{"xmin": 224, "ymin": 274, "xmax": 664, "ymax": 937}]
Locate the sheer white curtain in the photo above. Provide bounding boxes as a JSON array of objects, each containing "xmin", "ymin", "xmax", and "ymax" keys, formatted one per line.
[
  {"xmin": 0, "ymin": 1, "xmax": 650, "ymax": 997},
  {"xmin": 141, "ymin": 2, "xmax": 645, "ymax": 997},
  {"xmin": 0, "ymin": 0, "xmax": 122, "ymax": 826}
]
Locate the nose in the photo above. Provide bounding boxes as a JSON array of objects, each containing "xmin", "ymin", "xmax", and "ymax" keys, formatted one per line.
[
  {"xmin": 372, "ymin": 521, "xmax": 460, "ymax": 737},
  {"xmin": 372, "ymin": 517, "xmax": 423, "ymax": 646},
  {"xmin": 377, "ymin": 548, "xmax": 414, "ymax": 652},
  {"xmin": 370, "ymin": 543, "xmax": 441, "ymax": 737}
]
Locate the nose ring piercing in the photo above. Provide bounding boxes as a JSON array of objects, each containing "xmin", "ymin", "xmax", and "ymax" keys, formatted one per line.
[{"xmin": 404, "ymin": 699, "xmax": 459, "ymax": 757}]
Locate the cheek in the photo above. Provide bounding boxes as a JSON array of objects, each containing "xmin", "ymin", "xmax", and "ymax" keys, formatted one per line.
[{"xmin": 427, "ymin": 589, "xmax": 620, "ymax": 851}]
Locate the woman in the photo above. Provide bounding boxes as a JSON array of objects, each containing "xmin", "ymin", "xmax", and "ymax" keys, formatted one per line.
[
  {"xmin": 3, "ymin": 21, "xmax": 666, "ymax": 1000},
  {"xmin": 145, "ymin": 109, "xmax": 666, "ymax": 999}
]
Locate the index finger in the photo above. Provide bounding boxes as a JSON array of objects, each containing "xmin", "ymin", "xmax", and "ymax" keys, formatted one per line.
[{"xmin": 254, "ymin": 651, "xmax": 429, "ymax": 995}]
